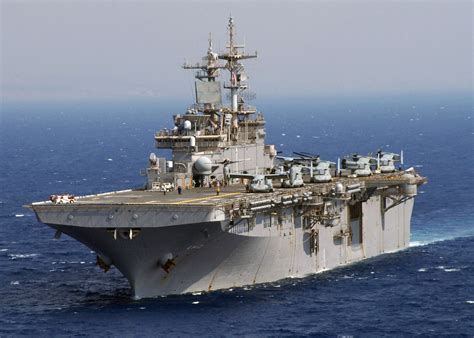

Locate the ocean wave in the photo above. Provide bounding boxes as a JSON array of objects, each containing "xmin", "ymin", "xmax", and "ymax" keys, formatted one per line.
[
  {"xmin": 436, "ymin": 266, "xmax": 461, "ymax": 272},
  {"xmin": 410, "ymin": 241, "xmax": 431, "ymax": 247},
  {"xmin": 410, "ymin": 234, "xmax": 474, "ymax": 248},
  {"xmin": 8, "ymin": 253, "xmax": 39, "ymax": 260},
  {"xmin": 11, "ymin": 213, "xmax": 34, "ymax": 218}
]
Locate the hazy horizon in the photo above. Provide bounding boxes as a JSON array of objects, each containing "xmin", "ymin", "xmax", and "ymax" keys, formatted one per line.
[{"xmin": 1, "ymin": 1, "xmax": 472, "ymax": 102}]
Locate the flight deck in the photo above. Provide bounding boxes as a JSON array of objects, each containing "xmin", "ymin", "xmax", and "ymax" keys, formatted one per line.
[{"xmin": 30, "ymin": 173, "xmax": 425, "ymax": 208}]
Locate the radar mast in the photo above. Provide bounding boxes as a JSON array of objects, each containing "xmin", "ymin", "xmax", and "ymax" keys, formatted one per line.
[
  {"xmin": 219, "ymin": 16, "xmax": 257, "ymax": 112},
  {"xmin": 183, "ymin": 33, "xmax": 225, "ymax": 82},
  {"xmin": 183, "ymin": 33, "xmax": 226, "ymax": 114}
]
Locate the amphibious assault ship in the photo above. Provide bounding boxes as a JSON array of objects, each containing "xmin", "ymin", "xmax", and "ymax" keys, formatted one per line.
[{"xmin": 28, "ymin": 18, "xmax": 426, "ymax": 299}]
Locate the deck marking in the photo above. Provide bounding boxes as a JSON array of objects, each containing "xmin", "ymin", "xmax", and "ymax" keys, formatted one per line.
[{"xmin": 172, "ymin": 192, "xmax": 241, "ymax": 205}]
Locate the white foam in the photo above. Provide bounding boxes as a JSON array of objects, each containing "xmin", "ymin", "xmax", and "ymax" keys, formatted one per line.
[
  {"xmin": 107, "ymin": 158, "xmax": 113, "ymax": 161},
  {"xmin": 8, "ymin": 253, "xmax": 38, "ymax": 260},
  {"xmin": 10, "ymin": 281, "xmax": 20, "ymax": 285},
  {"xmin": 443, "ymin": 268, "xmax": 460, "ymax": 272},
  {"xmin": 192, "ymin": 292, "xmax": 202, "ymax": 296},
  {"xmin": 15, "ymin": 214, "xmax": 25, "ymax": 218},
  {"xmin": 0, "ymin": 249, "xmax": 8, "ymax": 252},
  {"xmin": 417, "ymin": 268, "xmax": 427, "ymax": 272},
  {"xmin": 410, "ymin": 241, "xmax": 428, "ymax": 247},
  {"xmin": 192, "ymin": 301, "xmax": 200, "ymax": 304},
  {"xmin": 466, "ymin": 300, "xmax": 474, "ymax": 304}
]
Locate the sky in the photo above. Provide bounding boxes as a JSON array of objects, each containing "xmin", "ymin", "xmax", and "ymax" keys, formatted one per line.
[{"xmin": 1, "ymin": 0, "xmax": 472, "ymax": 102}]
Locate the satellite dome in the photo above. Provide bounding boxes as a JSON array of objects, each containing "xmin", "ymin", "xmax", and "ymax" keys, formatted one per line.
[
  {"xmin": 193, "ymin": 157, "xmax": 212, "ymax": 175},
  {"xmin": 149, "ymin": 153, "xmax": 157, "ymax": 166},
  {"xmin": 183, "ymin": 120, "xmax": 192, "ymax": 131}
]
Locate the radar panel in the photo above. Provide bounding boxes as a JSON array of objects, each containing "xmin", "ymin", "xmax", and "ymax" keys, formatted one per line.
[{"xmin": 195, "ymin": 81, "xmax": 222, "ymax": 105}]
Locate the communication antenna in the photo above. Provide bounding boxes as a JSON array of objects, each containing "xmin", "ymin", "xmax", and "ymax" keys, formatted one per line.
[{"xmin": 219, "ymin": 16, "xmax": 257, "ymax": 112}]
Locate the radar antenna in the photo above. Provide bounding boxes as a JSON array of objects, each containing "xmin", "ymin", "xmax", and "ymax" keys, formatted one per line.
[
  {"xmin": 183, "ymin": 32, "xmax": 225, "ymax": 82},
  {"xmin": 219, "ymin": 16, "xmax": 257, "ymax": 112}
]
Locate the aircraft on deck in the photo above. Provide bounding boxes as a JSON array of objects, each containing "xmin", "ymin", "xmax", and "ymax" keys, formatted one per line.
[
  {"xmin": 376, "ymin": 151, "xmax": 403, "ymax": 173},
  {"xmin": 277, "ymin": 152, "xmax": 335, "ymax": 183},
  {"xmin": 228, "ymin": 172, "xmax": 288, "ymax": 193},
  {"xmin": 310, "ymin": 160, "xmax": 335, "ymax": 183},
  {"xmin": 341, "ymin": 154, "xmax": 377, "ymax": 177},
  {"xmin": 281, "ymin": 165, "xmax": 305, "ymax": 188}
]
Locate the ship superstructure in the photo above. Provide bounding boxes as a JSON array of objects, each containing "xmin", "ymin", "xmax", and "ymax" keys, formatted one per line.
[
  {"xmin": 150, "ymin": 17, "xmax": 274, "ymax": 191},
  {"xmin": 28, "ymin": 18, "xmax": 426, "ymax": 299}
]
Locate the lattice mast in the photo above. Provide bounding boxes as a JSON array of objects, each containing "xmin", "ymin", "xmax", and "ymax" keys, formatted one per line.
[
  {"xmin": 219, "ymin": 16, "xmax": 257, "ymax": 112},
  {"xmin": 183, "ymin": 33, "xmax": 225, "ymax": 83}
]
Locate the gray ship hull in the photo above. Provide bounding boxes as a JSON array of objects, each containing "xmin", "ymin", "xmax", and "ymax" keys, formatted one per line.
[{"xmin": 39, "ymin": 193, "xmax": 413, "ymax": 299}]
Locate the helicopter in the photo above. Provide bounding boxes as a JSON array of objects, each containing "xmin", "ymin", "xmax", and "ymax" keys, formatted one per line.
[
  {"xmin": 376, "ymin": 151, "xmax": 403, "ymax": 173},
  {"xmin": 281, "ymin": 165, "xmax": 305, "ymax": 188},
  {"xmin": 277, "ymin": 152, "xmax": 319, "ymax": 166},
  {"xmin": 277, "ymin": 152, "xmax": 334, "ymax": 183},
  {"xmin": 275, "ymin": 153, "xmax": 309, "ymax": 188},
  {"xmin": 310, "ymin": 160, "xmax": 336, "ymax": 183},
  {"xmin": 292, "ymin": 152, "xmax": 336, "ymax": 183},
  {"xmin": 216, "ymin": 158, "xmax": 250, "ymax": 185},
  {"xmin": 341, "ymin": 153, "xmax": 377, "ymax": 177},
  {"xmin": 228, "ymin": 172, "xmax": 288, "ymax": 193}
]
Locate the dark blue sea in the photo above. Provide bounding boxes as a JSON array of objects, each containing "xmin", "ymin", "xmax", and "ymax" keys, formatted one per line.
[{"xmin": 1, "ymin": 94, "xmax": 473, "ymax": 336}]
